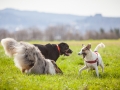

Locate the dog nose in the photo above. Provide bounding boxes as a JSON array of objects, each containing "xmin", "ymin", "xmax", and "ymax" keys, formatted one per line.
[
  {"xmin": 70, "ymin": 50, "xmax": 73, "ymax": 53},
  {"xmin": 78, "ymin": 53, "xmax": 80, "ymax": 55}
]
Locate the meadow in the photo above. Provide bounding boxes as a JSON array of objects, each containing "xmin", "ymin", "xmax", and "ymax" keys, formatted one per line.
[{"xmin": 0, "ymin": 39, "xmax": 120, "ymax": 90}]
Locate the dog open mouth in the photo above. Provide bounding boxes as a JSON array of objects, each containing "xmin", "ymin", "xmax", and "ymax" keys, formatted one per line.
[
  {"xmin": 82, "ymin": 53, "xmax": 87, "ymax": 58},
  {"xmin": 64, "ymin": 52, "xmax": 71, "ymax": 56},
  {"xmin": 64, "ymin": 49, "xmax": 72, "ymax": 56}
]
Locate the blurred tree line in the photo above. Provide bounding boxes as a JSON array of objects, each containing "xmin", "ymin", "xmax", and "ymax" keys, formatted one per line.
[{"xmin": 0, "ymin": 25, "xmax": 120, "ymax": 41}]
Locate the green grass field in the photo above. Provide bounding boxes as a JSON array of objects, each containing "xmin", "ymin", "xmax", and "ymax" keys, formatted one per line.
[{"xmin": 0, "ymin": 39, "xmax": 120, "ymax": 90}]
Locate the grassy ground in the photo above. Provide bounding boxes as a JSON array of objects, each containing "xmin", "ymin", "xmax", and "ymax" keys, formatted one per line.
[{"xmin": 0, "ymin": 39, "xmax": 120, "ymax": 90}]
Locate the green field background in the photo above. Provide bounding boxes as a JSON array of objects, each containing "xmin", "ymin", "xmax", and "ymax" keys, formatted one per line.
[{"xmin": 0, "ymin": 39, "xmax": 120, "ymax": 90}]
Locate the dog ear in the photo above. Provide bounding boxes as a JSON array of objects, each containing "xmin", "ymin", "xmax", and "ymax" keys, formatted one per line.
[
  {"xmin": 86, "ymin": 44, "xmax": 91, "ymax": 50},
  {"xmin": 82, "ymin": 44, "xmax": 85, "ymax": 47}
]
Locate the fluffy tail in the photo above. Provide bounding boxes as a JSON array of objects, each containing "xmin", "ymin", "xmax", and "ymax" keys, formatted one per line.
[
  {"xmin": 94, "ymin": 43, "xmax": 105, "ymax": 52},
  {"xmin": 1, "ymin": 38, "xmax": 18, "ymax": 57}
]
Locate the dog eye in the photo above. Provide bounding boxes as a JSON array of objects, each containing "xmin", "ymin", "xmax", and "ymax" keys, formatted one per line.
[{"xmin": 82, "ymin": 49, "xmax": 85, "ymax": 51}]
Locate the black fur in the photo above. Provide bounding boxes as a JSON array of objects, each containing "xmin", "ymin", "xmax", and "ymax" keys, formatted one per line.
[{"xmin": 33, "ymin": 42, "xmax": 72, "ymax": 62}]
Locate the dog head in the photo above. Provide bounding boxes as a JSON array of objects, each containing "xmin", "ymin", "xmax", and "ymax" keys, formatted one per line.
[
  {"xmin": 58, "ymin": 42, "xmax": 72, "ymax": 56},
  {"xmin": 78, "ymin": 44, "xmax": 91, "ymax": 58}
]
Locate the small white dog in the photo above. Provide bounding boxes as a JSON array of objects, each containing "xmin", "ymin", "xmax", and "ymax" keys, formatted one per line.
[{"xmin": 78, "ymin": 43, "xmax": 105, "ymax": 77}]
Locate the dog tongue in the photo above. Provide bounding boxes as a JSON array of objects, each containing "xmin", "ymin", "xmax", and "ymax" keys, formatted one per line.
[{"xmin": 66, "ymin": 53, "xmax": 70, "ymax": 56}]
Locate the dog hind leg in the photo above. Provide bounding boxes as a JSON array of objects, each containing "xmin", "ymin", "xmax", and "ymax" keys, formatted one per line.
[
  {"xmin": 94, "ymin": 67, "xmax": 99, "ymax": 77},
  {"xmin": 100, "ymin": 62, "xmax": 104, "ymax": 73}
]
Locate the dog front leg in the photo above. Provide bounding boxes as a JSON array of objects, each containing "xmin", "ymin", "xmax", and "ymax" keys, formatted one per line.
[{"xmin": 79, "ymin": 66, "xmax": 88, "ymax": 75}]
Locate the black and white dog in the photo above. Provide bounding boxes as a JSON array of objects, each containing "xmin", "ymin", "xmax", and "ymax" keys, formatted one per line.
[
  {"xmin": 1, "ymin": 38, "xmax": 63, "ymax": 75},
  {"xmin": 34, "ymin": 42, "xmax": 72, "ymax": 62}
]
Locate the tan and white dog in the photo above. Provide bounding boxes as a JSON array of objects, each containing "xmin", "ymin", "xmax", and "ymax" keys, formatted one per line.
[
  {"xmin": 78, "ymin": 43, "xmax": 105, "ymax": 77},
  {"xmin": 1, "ymin": 38, "xmax": 63, "ymax": 75}
]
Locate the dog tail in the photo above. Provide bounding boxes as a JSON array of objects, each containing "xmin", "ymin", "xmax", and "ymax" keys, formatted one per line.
[
  {"xmin": 94, "ymin": 43, "xmax": 105, "ymax": 52},
  {"xmin": 1, "ymin": 38, "xmax": 18, "ymax": 57}
]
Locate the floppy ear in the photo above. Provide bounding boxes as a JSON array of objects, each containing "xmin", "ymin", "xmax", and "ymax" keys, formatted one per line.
[{"xmin": 86, "ymin": 44, "xmax": 91, "ymax": 50}]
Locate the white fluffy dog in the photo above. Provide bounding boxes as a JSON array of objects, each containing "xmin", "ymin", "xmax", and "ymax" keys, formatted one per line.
[
  {"xmin": 1, "ymin": 38, "xmax": 63, "ymax": 75},
  {"xmin": 78, "ymin": 43, "xmax": 105, "ymax": 77}
]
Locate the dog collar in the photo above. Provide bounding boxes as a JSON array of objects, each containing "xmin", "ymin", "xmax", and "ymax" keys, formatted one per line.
[
  {"xmin": 85, "ymin": 51, "xmax": 98, "ymax": 63},
  {"xmin": 57, "ymin": 45, "xmax": 60, "ymax": 54}
]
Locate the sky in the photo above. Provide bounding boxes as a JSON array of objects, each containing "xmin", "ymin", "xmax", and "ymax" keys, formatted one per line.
[{"xmin": 0, "ymin": 0, "xmax": 120, "ymax": 17}]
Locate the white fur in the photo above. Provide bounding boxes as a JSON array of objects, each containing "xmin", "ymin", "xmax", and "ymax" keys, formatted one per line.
[
  {"xmin": 47, "ymin": 59, "xmax": 56, "ymax": 75},
  {"xmin": 1, "ymin": 38, "xmax": 18, "ymax": 57},
  {"xmin": 94, "ymin": 43, "xmax": 105, "ymax": 51},
  {"xmin": 78, "ymin": 43, "xmax": 105, "ymax": 77}
]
